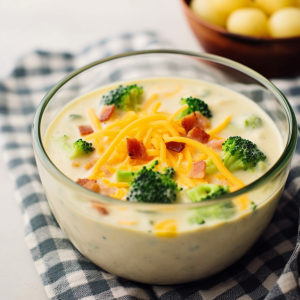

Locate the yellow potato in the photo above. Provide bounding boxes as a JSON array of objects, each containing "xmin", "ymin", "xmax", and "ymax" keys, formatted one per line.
[
  {"xmin": 268, "ymin": 7, "xmax": 300, "ymax": 37},
  {"xmin": 190, "ymin": 0, "xmax": 228, "ymax": 27},
  {"xmin": 227, "ymin": 8, "xmax": 268, "ymax": 37},
  {"xmin": 213, "ymin": 0, "xmax": 250, "ymax": 14},
  {"xmin": 255, "ymin": 0, "xmax": 297, "ymax": 15}
]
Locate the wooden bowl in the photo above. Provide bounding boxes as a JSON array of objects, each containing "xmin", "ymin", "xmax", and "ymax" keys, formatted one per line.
[{"xmin": 181, "ymin": 0, "xmax": 300, "ymax": 78}]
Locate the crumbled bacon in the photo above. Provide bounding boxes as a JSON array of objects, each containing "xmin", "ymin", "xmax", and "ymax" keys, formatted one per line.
[
  {"xmin": 181, "ymin": 113, "xmax": 198, "ymax": 133},
  {"xmin": 92, "ymin": 203, "xmax": 109, "ymax": 215},
  {"xmin": 165, "ymin": 141, "xmax": 186, "ymax": 153},
  {"xmin": 76, "ymin": 178, "xmax": 100, "ymax": 192},
  {"xmin": 195, "ymin": 111, "xmax": 210, "ymax": 129},
  {"xmin": 100, "ymin": 165, "xmax": 112, "ymax": 177},
  {"xmin": 181, "ymin": 112, "xmax": 210, "ymax": 134},
  {"xmin": 78, "ymin": 125, "xmax": 94, "ymax": 136},
  {"xmin": 187, "ymin": 127, "xmax": 210, "ymax": 143},
  {"xmin": 206, "ymin": 139, "xmax": 225, "ymax": 151},
  {"xmin": 100, "ymin": 104, "xmax": 115, "ymax": 122},
  {"xmin": 187, "ymin": 161, "xmax": 206, "ymax": 179},
  {"xmin": 126, "ymin": 138, "xmax": 148, "ymax": 159},
  {"xmin": 99, "ymin": 181, "xmax": 117, "ymax": 195}
]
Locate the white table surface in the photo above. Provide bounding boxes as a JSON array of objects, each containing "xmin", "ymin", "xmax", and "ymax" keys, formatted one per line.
[{"xmin": 0, "ymin": 1, "xmax": 201, "ymax": 299}]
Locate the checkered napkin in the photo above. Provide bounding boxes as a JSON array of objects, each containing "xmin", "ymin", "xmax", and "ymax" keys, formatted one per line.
[{"xmin": 1, "ymin": 31, "xmax": 300, "ymax": 300}]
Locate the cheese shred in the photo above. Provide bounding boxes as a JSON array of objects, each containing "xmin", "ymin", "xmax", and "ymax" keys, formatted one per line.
[{"xmin": 164, "ymin": 136, "xmax": 245, "ymax": 189}]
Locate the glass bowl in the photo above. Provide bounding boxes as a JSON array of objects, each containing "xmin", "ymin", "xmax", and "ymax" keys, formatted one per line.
[{"xmin": 32, "ymin": 50, "xmax": 298, "ymax": 285}]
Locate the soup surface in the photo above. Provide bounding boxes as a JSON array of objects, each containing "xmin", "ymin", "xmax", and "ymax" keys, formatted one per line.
[
  {"xmin": 44, "ymin": 77, "xmax": 282, "ymax": 201},
  {"xmin": 42, "ymin": 77, "xmax": 285, "ymax": 283}
]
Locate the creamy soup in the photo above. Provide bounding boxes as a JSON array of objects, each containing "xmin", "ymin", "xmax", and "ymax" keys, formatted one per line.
[{"xmin": 42, "ymin": 77, "xmax": 285, "ymax": 284}]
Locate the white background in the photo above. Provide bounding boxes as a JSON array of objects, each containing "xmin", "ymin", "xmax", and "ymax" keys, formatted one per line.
[{"xmin": 0, "ymin": 0, "xmax": 201, "ymax": 299}]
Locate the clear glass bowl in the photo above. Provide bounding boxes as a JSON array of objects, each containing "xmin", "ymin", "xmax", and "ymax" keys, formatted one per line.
[{"xmin": 32, "ymin": 50, "xmax": 298, "ymax": 285}]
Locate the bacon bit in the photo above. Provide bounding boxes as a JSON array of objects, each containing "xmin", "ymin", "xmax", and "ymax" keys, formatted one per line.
[
  {"xmin": 187, "ymin": 127, "xmax": 210, "ymax": 143},
  {"xmin": 206, "ymin": 139, "xmax": 225, "ymax": 150},
  {"xmin": 181, "ymin": 113, "xmax": 199, "ymax": 133},
  {"xmin": 100, "ymin": 104, "xmax": 115, "ymax": 122},
  {"xmin": 78, "ymin": 125, "xmax": 94, "ymax": 136},
  {"xmin": 165, "ymin": 141, "xmax": 186, "ymax": 153},
  {"xmin": 195, "ymin": 111, "xmax": 210, "ymax": 129},
  {"xmin": 76, "ymin": 178, "xmax": 100, "ymax": 192},
  {"xmin": 187, "ymin": 161, "xmax": 206, "ymax": 179},
  {"xmin": 181, "ymin": 112, "xmax": 210, "ymax": 134},
  {"xmin": 126, "ymin": 137, "xmax": 148, "ymax": 159},
  {"xmin": 99, "ymin": 180, "xmax": 117, "ymax": 195},
  {"xmin": 92, "ymin": 203, "xmax": 109, "ymax": 215},
  {"xmin": 100, "ymin": 165, "xmax": 113, "ymax": 177},
  {"xmin": 72, "ymin": 162, "xmax": 80, "ymax": 167}
]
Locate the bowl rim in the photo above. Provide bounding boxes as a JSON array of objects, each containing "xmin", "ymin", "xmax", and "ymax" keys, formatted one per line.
[
  {"xmin": 32, "ymin": 49, "xmax": 298, "ymax": 209},
  {"xmin": 181, "ymin": 0, "xmax": 300, "ymax": 43}
]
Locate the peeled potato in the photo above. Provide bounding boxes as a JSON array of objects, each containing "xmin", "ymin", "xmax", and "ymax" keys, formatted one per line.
[
  {"xmin": 213, "ymin": 0, "xmax": 250, "ymax": 15},
  {"xmin": 227, "ymin": 8, "xmax": 268, "ymax": 37},
  {"xmin": 190, "ymin": 0, "xmax": 228, "ymax": 27},
  {"xmin": 268, "ymin": 7, "xmax": 300, "ymax": 37},
  {"xmin": 255, "ymin": 0, "xmax": 297, "ymax": 15}
]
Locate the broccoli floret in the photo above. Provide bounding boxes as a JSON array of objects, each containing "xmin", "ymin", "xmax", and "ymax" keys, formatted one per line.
[
  {"xmin": 189, "ymin": 202, "xmax": 236, "ymax": 224},
  {"xmin": 222, "ymin": 136, "xmax": 266, "ymax": 172},
  {"xmin": 101, "ymin": 84, "xmax": 143, "ymax": 111},
  {"xmin": 205, "ymin": 157, "xmax": 218, "ymax": 175},
  {"xmin": 162, "ymin": 167, "xmax": 175, "ymax": 179},
  {"xmin": 54, "ymin": 136, "xmax": 94, "ymax": 159},
  {"xmin": 177, "ymin": 97, "xmax": 212, "ymax": 119},
  {"xmin": 126, "ymin": 165, "xmax": 181, "ymax": 203},
  {"xmin": 116, "ymin": 160, "xmax": 158, "ymax": 183},
  {"xmin": 186, "ymin": 184, "xmax": 230, "ymax": 202},
  {"xmin": 244, "ymin": 115, "xmax": 262, "ymax": 129}
]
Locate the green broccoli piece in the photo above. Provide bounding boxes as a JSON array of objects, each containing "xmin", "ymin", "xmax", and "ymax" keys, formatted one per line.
[
  {"xmin": 205, "ymin": 157, "xmax": 218, "ymax": 175},
  {"xmin": 177, "ymin": 97, "xmax": 212, "ymax": 119},
  {"xmin": 126, "ymin": 165, "xmax": 182, "ymax": 203},
  {"xmin": 116, "ymin": 169, "xmax": 136, "ymax": 183},
  {"xmin": 54, "ymin": 136, "xmax": 94, "ymax": 159},
  {"xmin": 189, "ymin": 202, "xmax": 236, "ymax": 224},
  {"xmin": 116, "ymin": 160, "xmax": 159, "ymax": 183},
  {"xmin": 162, "ymin": 167, "xmax": 175, "ymax": 179},
  {"xmin": 244, "ymin": 115, "xmax": 262, "ymax": 129},
  {"xmin": 69, "ymin": 114, "xmax": 82, "ymax": 120},
  {"xmin": 222, "ymin": 136, "xmax": 267, "ymax": 172},
  {"xmin": 186, "ymin": 184, "xmax": 230, "ymax": 202},
  {"xmin": 101, "ymin": 84, "xmax": 143, "ymax": 111},
  {"xmin": 250, "ymin": 201, "xmax": 257, "ymax": 211}
]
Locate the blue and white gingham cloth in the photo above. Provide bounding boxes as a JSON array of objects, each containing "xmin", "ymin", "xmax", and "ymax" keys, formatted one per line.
[{"xmin": 1, "ymin": 32, "xmax": 300, "ymax": 300}]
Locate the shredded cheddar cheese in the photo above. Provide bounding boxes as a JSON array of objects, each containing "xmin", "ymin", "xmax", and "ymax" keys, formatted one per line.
[
  {"xmin": 87, "ymin": 108, "xmax": 102, "ymax": 131},
  {"xmin": 142, "ymin": 93, "xmax": 158, "ymax": 110},
  {"xmin": 154, "ymin": 220, "xmax": 177, "ymax": 237},
  {"xmin": 164, "ymin": 136, "xmax": 245, "ymax": 189},
  {"xmin": 167, "ymin": 104, "xmax": 188, "ymax": 122},
  {"xmin": 90, "ymin": 114, "xmax": 168, "ymax": 176},
  {"xmin": 102, "ymin": 178, "xmax": 130, "ymax": 188},
  {"xmin": 151, "ymin": 102, "xmax": 161, "ymax": 114},
  {"xmin": 208, "ymin": 116, "xmax": 231, "ymax": 135}
]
